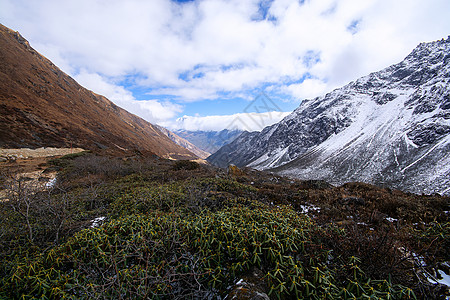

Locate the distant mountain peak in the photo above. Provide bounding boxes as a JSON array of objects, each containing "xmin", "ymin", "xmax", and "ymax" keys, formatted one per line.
[
  {"xmin": 156, "ymin": 125, "xmax": 211, "ymax": 159},
  {"xmin": 174, "ymin": 129, "xmax": 243, "ymax": 155}
]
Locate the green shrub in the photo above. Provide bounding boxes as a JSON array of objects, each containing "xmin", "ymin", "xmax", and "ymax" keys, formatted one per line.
[
  {"xmin": 191, "ymin": 177, "xmax": 258, "ymax": 194},
  {"xmin": 0, "ymin": 203, "xmax": 415, "ymax": 299},
  {"xmin": 1, "ymin": 154, "xmax": 442, "ymax": 299},
  {"xmin": 110, "ymin": 183, "xmax": 186, "ymax": 216}
]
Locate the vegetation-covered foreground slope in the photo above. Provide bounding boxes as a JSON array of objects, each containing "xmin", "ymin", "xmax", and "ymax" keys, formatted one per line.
[{"xmin": 0, "ymin": 153, "xmax": 448, "ymax": 299}]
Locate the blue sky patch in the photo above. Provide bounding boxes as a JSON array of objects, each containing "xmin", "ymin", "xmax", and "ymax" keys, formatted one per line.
[{"xmin": 347, "ymin": 19, "xmax": 361, "ymax": 35}]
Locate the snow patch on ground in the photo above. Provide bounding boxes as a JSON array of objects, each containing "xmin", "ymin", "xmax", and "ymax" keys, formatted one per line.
[
  {"xmin": 402, "ymin": 249, "xmax": 450, "ymax": 291},
  {"xmin": 90, "ymin": 217, "xmax": 106, "ymax": 228},
  {"xmin": 46, "ymin": 177, "xmax": 57, "ymax": 188},
  {"xmin": 298, "ymin": 203, "xmax": 321, "ymax": 214},
  {"xmin": 435, "ymin": 270, "xmax": 450, "ymax": 288}
]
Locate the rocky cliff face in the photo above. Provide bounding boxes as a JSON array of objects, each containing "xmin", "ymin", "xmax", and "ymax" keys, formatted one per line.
[
  {"xmin": 209, "ymin": 37, "xmax": 450, "ymax": 195},
  {"xmin": 0, "ymin": 24, "xmax": 197, "ymax": 159}
]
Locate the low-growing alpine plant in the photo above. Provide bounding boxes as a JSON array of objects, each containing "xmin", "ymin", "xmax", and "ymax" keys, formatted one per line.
[{"xmin": 0, "ymin": 154, "xmax": 447, "ymax": 299}]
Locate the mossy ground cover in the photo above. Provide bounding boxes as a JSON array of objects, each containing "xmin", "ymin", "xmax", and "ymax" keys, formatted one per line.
[{"xmin": 0, "ymin": 153, "xmax": 448, "ymax": 299}]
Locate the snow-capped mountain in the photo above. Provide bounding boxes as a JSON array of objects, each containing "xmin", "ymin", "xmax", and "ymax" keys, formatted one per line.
[{"xmin": 208, "ymin": 37, "xmax": 450, "ymax": 195}]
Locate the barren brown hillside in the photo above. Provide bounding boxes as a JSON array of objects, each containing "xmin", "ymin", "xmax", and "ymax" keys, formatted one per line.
[{"xmin": 0, "ymin": 24, "xmax": 196, "ymax": 159}]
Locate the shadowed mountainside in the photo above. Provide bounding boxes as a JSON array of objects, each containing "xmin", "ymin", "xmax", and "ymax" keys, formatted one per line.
[{"xmin": 0, "ymin": 24, "xmax": 196, "ymax": 159}]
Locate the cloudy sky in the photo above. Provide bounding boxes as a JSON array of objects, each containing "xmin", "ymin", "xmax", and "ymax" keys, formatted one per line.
[{"xmin": 1, "ymin": 0, "xmax": 449, "ymax": 131}]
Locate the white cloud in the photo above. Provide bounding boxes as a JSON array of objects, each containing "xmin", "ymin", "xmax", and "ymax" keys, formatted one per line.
[
  {"xmin": 1, "ymin": 0, "xmax": 449, "ymax": 131},
  {"xmin": 74, "ymin": 70, "xmax": 182, "ymax": 125},
  {"xmin": 170, "ymin": 111, "xmax": 292, "ymax": 132},
  {"xmin": 74, "ymin": 70, "xmax": 134, "ymax": 102},
  {"xmin": 284, "ymin": 79, "xmax": 328, "ymax": 99}
]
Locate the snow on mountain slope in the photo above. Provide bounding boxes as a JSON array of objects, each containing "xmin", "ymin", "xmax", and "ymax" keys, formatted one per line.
[{"xmin": 208, "ymin": 36, "xmax": 450, "ymax": 195}]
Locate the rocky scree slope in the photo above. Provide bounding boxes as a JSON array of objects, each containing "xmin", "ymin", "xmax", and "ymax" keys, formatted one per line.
[
  {"xmin": 208, "ymin": 37, "xmax": 450, "ymax": 195},
  {"xmin": 0, "ymin": 24, "xmax": 196, "ymax": 159}
]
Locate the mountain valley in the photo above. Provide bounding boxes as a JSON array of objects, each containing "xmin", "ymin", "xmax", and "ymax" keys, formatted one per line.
[
  {"xmin": 174, "ymin": 129, "xmax": 243, "ymax": 156},
  {"xmin": 0, "ymin": 23, "xmax": 449, "ymax": 299}
]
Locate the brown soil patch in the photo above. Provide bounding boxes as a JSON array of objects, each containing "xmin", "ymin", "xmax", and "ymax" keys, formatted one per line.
[
  {"xmin": 0, "ymin": 147, "xmax": 84, "ymax": 174},
  {"xmin": 0, "ymin": 147, "xmax": 84, "ymax": 158}
]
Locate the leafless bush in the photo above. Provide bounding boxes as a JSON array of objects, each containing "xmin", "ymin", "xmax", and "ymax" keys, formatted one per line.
[
  {"xmin": 1, "ymin": 171, "xmax": 47, "ymax": 242},
  {"xmin": 0, "ymin": 169, "xmax": 106, "ymax": 250}
]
